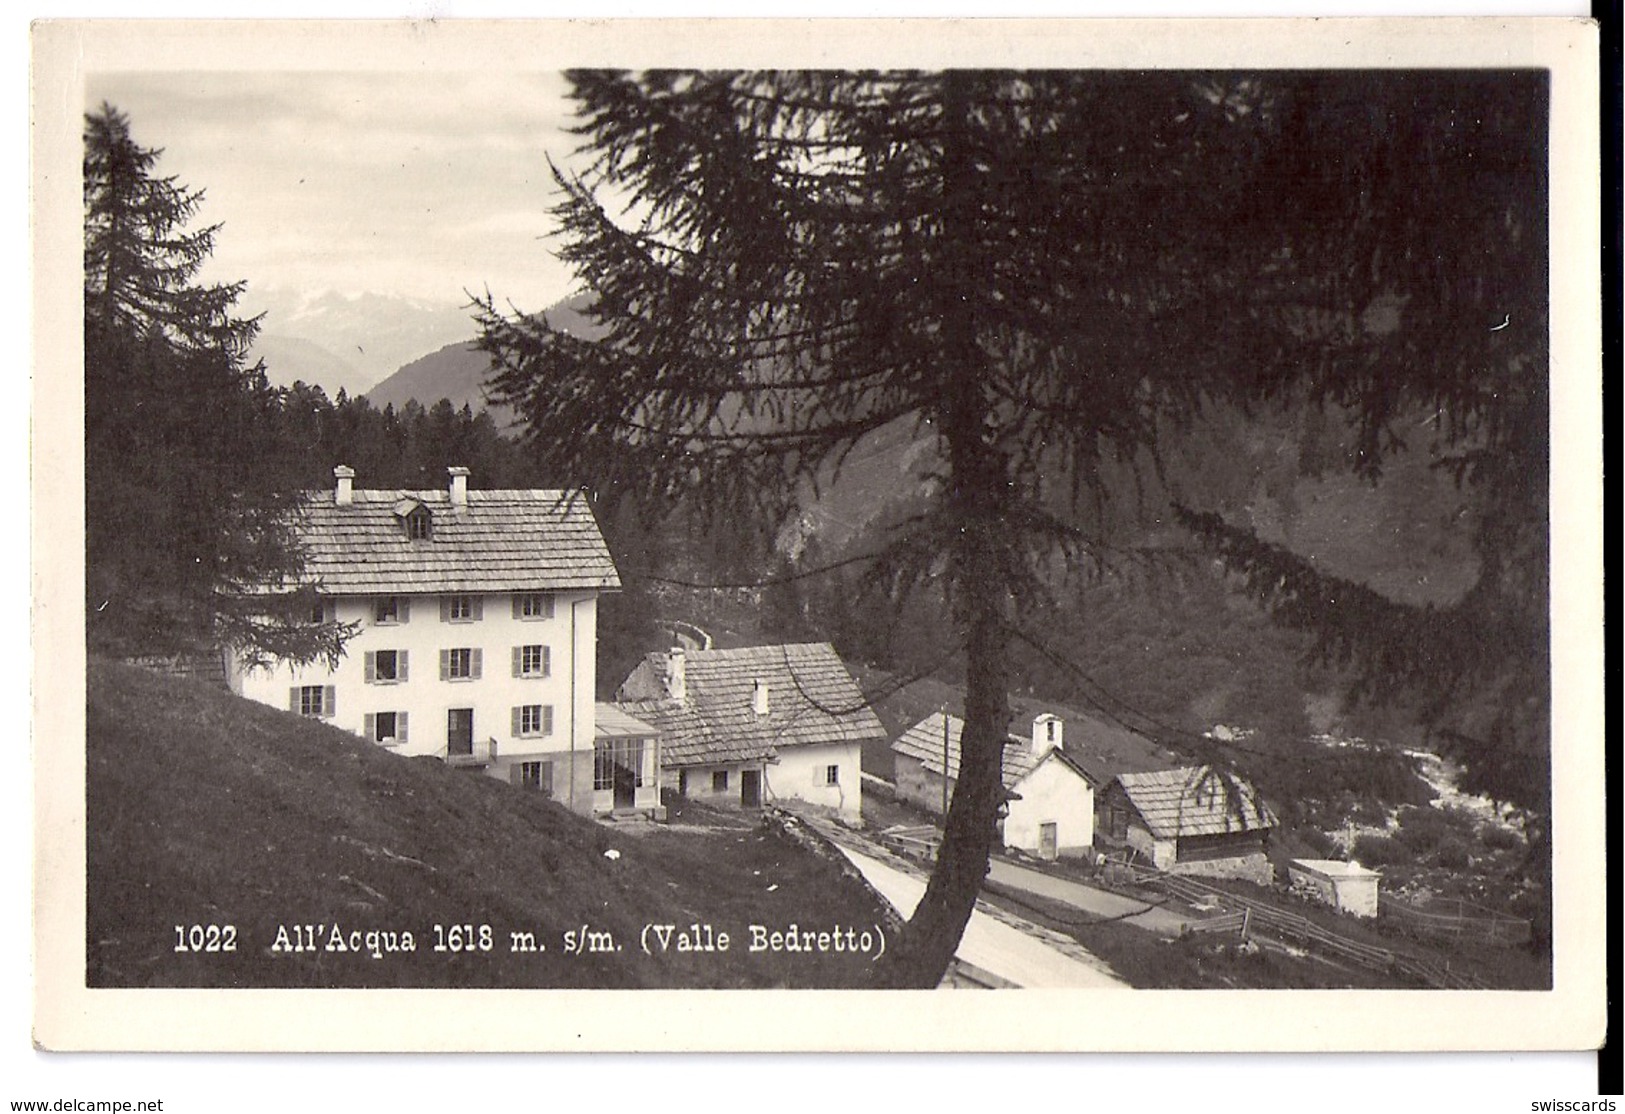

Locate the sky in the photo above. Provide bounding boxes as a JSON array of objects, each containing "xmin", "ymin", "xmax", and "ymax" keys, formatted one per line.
[{"xmin": 86, "ymin": 70, "xmax": 584, "ymax": 315}]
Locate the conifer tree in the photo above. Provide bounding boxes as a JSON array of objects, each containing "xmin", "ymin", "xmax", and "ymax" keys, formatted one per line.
[
  {"xmin": 84, "ymin": 104, "xmax": 347, "ymax": 667},
  {"xmin": 477, "ymin": 70, "xmax": 1550, "ymax": 984}
]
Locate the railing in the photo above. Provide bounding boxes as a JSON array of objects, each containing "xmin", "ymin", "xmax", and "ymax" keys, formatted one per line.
[
  {"xmin": 1148, "ymin": 873, "xmax": 1487, "ymax": 989},
  {"xmin": 1379, "ymin": 894, "xmax": 1532, "ymax": 946},
  {"xmin": 443, "ymin": 737, "xmax": 497, "ymax": 768},
  {"xmin": 1184, "ymin": 910, "xmax": 1250, "ymax": 939},
  {"xmin": 876, "ymin": 826, "xmax": 941, "ymax": 863}
]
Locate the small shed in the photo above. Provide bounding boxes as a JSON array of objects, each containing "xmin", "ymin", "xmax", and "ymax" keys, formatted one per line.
[{"xmin": 1288, "ymin": 858, "xmax": 1381, "ymax": 918}]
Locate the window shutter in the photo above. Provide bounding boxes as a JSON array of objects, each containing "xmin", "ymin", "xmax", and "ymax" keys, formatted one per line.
[
  {"xmin": 399, "ymin": 598, "xmax": 411, "ymax": 622},
  {"xmin": 511, "ymin": 706, "xmax": 522, "ymax": 737},
  {"xmin": 289, "ymin": 687, "xmax": 299, "ymax": 713},
  {"xmin": 541, "ymin": 761, "xmax": 554, "ymax": 795},
  {"xmin": 440, "ymin": 650, "xmax": 450, "ymax": 681},
  {"xmin": 471, "ymin": 596, "xmax": 483, "ymax": 620},
  {"xmin": 543, "ymin": 705, "xmax": 554, "ymax": 735},
  {"xmin": 512, "ymin": 647, "xmax": 522, "ymax": 678},
  {"xmin": 541, "ymin": 594, "xmax": 555, "ymax": 619},
  {"xmin": 364, "ymin": 651, "xmax": 376, "ymax": 683},
  {"xmin": 512, "ymin": 595, "xmax": 523, "ymax": 620},
  {"xmin": 364, "ymin": 713, "xmax": 376, "ymax": 740},
  {"xmin": 398, "ymin": 651, "xmax": 409, "ymax": 682},
  {"xmin": 509, "ymin": 763, "xmax": 523, "ymax": 786},
  {"xmin": 398, "ymin": 712, "xmax": 409, "ymax": 745},
  {"xmin": 471, "ymin": 649, "xmax": 483, "ymax": 679},
  {"xmin": 440, "ymin": 596, "xmax": 451, "ymax": 622},
  {"xmin": 323, "ymin": 686, "xmax": 336, "ymax": 718},
  {"xmin": 542, "ymin": 645, "xmax": 552, "ymax": 677}
]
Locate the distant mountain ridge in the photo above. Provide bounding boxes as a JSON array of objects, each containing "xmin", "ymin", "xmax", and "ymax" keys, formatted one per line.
[
  {"xmin": 362, "ymin": 294, "xmax": 599, "ymax": 432},
  {"xmin": 243, "ymin": 285, "xmax": 484, "ymax": 398}
]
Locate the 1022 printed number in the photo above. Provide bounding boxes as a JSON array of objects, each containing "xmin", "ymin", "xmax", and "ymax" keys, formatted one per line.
[{"xmin": 174, "ymin": 924, "xmax": 238, "ymax": 952}]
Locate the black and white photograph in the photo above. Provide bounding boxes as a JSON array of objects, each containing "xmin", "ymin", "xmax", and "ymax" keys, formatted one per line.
[{"xmin": 26, "ymin": 13, "xmax": 1604, "ymax": 1078}]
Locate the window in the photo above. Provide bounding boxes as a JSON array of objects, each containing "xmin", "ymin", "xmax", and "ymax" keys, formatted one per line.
[
  {"xmin": 307, "ymin": 598, "xmax": 329, "ymax": 624},
  {"xmin": 374, "ymin": 596, "xmax": 409, "ymax": 625},
  {"xmin": 406, "ymin": 508, "xmax": 432, "ymax": 540},
  {"xmin": 514, "ymin": 593, "xmax": 555, "ymax": 620},
  {"xmin": 441, "ymin": 647, "xmax": 482, "ymax": 681},
  {"xmin": 823, "ymin": 764, "xmax": 840, "ymax": 787},
  {"xmin": 291, "ymin": 685, "xmax": 334, "ymax": 718},
  {"xmin": 513, "ymin": 644, "xmax": 551, "ymax": 678},
  {"xmin": 441, "ymin": 594, "xmax": 482, "ymax": 623},
  {"xmin": 364, "ymin": 649, "xmax": 407, "ymax": 684},
  {"xmin": 364, "ymin": 711, "xmax": 408, "ymax": 745},
  {"xmin": 595, "ymin": 739, "xmax": 644, "ymax": 791},
  {"xmin": 517, "ymin": 760, "xmax": 553, "ymax": 795},
  {"xmin": 513, "ymin": 704, "xmax": 554, "ymax": 737},
  {"xmin": 712, "ymin": 770, "xmax": 729, "ymax": 793}
]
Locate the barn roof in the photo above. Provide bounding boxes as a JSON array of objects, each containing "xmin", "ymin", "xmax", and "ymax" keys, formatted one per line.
[
  {"xmin": 891, "ymin": 711, "xmax": 1092, "ymax": 790},
  {"xmin": 292, "ymin": 487, "xmax": 620, "ymax": 594},
  {"xmin": 616, "ymin": 643, "xmax": 885, "ymax": 769},
  {"xmin": 1109, "ymin": 766, "xmax": 1276, "ymax": 839}
]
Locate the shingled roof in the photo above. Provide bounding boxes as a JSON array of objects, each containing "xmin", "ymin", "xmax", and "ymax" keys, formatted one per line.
[
  {"xmin": 292, "ymin": 487, "xmax": 620, "ymax": 595},
  {"xmin": 1110, "ymin": 766, "xmax": 1276, "ymax": 839},
  {"xmin": 891, "ymin": 711, "xmax": 1092, "ymax": 790},
  {"xmin": 615, "ymin": 643, "xmax": 885, "ymax": 770}
]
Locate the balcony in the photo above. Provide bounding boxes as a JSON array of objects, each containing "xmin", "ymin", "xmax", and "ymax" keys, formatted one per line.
[{"xmin": 443, "ymin": 736, "xmax": 497, "ymax": 769}]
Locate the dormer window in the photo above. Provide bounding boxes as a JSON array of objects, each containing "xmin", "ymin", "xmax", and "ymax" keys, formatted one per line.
[
  {"xmin": 374, "ymin": 596, "xmax": 410, "ymax": 625},
  {"xmin": 393, "ymin": 497, "xmax": 432, "ymax": 541}
]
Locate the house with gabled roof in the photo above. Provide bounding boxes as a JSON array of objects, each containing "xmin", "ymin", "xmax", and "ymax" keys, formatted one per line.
[
  {"xmin": 1095, "ymin": 765, "xmax": 1277, "ymax": 883},
  {"xmin": 615, "ymin": 642, "xmax": 883, "ymax": 820},
  {"xmin": 228, "ymin": 464, "xmax": 645, "ymax": 817},
  {"xmin": 891, "ymin": 711, "xmax": 1098, "ymax": 860}
]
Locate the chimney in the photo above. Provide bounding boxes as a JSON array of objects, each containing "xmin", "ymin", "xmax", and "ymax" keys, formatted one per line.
[
  {"xmin": 664, "ymin": 646, "xmax": 687, "ymax": 705},
  {"xmin": 334, "ymin": 464, "xmax": 355, "ymax": 506},
  {"xmin": 752, "ymin": 679, "xmax": 770, "ymax": 717},
  {"xmin": 448, "ymin": 465, "xmax": 470, "ymax": 509},
  {"xmin": 1033, "ymin": 713, "xmax": 1062, "ymax": 756}
]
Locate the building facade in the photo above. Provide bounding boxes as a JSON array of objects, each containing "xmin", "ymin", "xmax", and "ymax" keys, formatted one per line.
[
  {"xmin": 228, "ymin": 465, "xmax": 634, "ymax": 816},
  {"xmin": 891, "ymin": 711, "xmax": 1096, "ymax": 860},
  {"xmin": 616, "ymin": 642, "xmax": 881, "ymax": 821}
]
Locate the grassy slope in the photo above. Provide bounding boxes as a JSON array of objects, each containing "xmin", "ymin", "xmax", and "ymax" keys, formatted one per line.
[{"xmin": 87, "ymin": 659, "xmax": 889, "ymax": 989}]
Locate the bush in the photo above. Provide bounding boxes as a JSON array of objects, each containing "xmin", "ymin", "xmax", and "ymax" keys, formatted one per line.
[
  {"xmin": 1295, "ymin": 827, "xmax": 1335, "ymax": 857},
  {"xmin": 1395, "ymin": 804, "xmax": 1471, "ymax": 853},
  {"xmin": 1481, "ymin": 825, "xmax": 1523, "ymax": 852},
  {"xmin": 1434, "ymin": 837, "xmax": 1472, "ymax": 871},
  {"xmin": 1351, "ymin": 833, "xmax": 1413, "ymax": 867}
]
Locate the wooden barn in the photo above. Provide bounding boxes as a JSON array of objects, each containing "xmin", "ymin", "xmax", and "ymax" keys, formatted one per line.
[{"xmin": 1095, "ymin": 766, "xmax": 1277, "ymax": 884}]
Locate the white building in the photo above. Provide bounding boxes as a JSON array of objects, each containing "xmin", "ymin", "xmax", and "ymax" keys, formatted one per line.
[
  {"xmin": 1288, "ymin": 858, "xmax": 1381, "ymax": 918},
  {"xmin": 891, "ymin": 711, "xmax": 1097, "ymax": 860},
  {"xmin": 615, "ymin": 643, "xmax": 882, "ymax": 821},
  {"xmin": 228, "ymin": 465, "xmax": 643, "ymax": 817}
]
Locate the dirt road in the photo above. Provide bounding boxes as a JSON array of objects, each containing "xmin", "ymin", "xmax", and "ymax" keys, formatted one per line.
[
  {"xmin": 985, "ymin": 858, "xmax": 1193, "ymax": 935},
  {"xmin": 835, "ymin": 844, "xmax": 1128, "ymax": 989}
]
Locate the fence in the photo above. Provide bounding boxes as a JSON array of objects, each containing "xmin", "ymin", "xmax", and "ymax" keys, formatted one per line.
[
  {"xmin": 1379, "ymin": 894, "xmax": 1532, "ymax": 946},
  {"xmin": 1145, "ymin": 871, "xmax": 1488, "ymax": 989}
]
